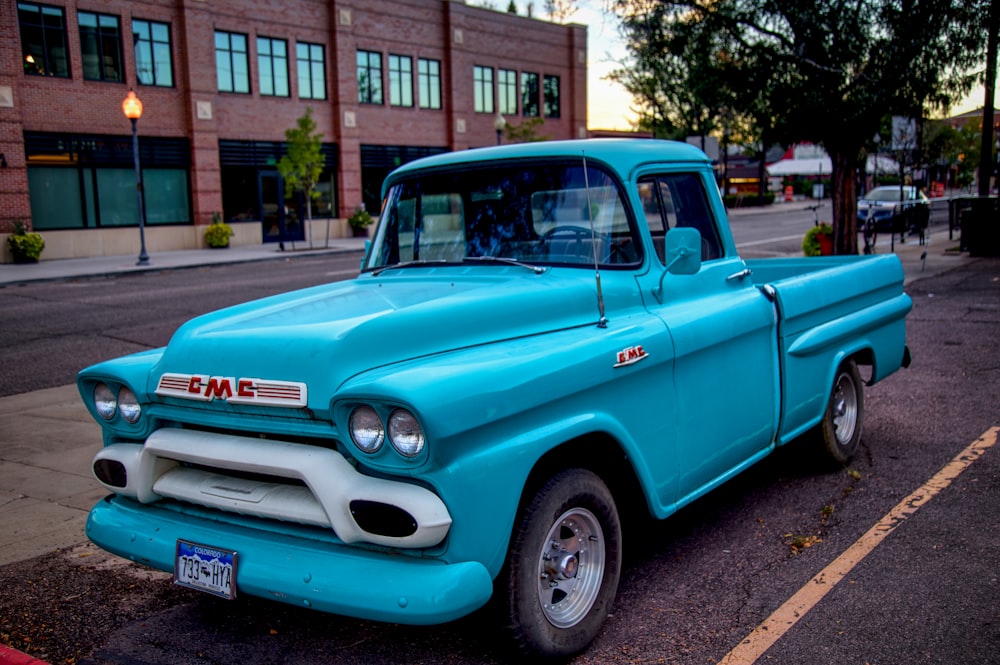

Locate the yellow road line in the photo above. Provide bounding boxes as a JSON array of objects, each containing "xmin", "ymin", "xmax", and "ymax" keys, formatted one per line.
[{"xmin": 718, "ymin": 426, "xmax": 1000, "ymax": 665}]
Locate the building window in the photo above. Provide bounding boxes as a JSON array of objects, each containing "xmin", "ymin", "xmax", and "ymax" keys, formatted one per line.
[
  {"xmin": 544, "ymin": 75, "xmax": 561, "ymax": 118},
  {"xmin": 79, "ymin": 11, "xmax": 123, "ymax": 82},
  {"xmin": 24, "ymin": 132, "xmax": 191, "ymax": 230},
  {"xmin": 498, "ymin": 69, "xmax": 518, "ymax": 115},
  {"xmin": 357, "ymin": 50, "xmax": 382, "ymax": 104},
  {"xmin": 418, "ymin": 58, "xmax": 441, "ymax": 110},
  {"xmin": 388, "ymin": 54, "xmax": 413, "ymax": 107},
  {"xmin": 132, "ymin": 19, "xmax": 173, "ymax": 87},
  {"xmin": 256, "ymin": 36, "xmax": 288, "ymax": 97},
  {"xmin": 297, "ymin": 42, "xmax": 326, "ymax": 100},
  {"xmin": 521, "ymin": 71, "xmax": 539, "ymax": 117},
  {"xmin": 215, "ymin": 31, "xmax": 250, "ymax": 94},
  {"xmin": 474, "ymin": 65, "xmax": 494, "ymax": 114},
  {"xmin": 18, "ymin": 2, "xmax": 69, "ymax": 77}
]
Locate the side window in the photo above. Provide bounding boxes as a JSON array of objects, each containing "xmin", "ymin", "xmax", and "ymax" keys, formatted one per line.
[{"xmin": 638, "ymin": 173, "xmax": 723, "ymax": 263}]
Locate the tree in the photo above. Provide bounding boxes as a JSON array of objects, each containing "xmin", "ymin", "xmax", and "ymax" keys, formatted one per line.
[
  {"xmin": 278, "ymin": 108, "xmax": 325, "ymax": 249},
  {"xmin": 504, "ymin": 117, "xmax": 552, "ymax": 142},
  {"xmin": 609, "ymin": 0, "xmax": 987, "ymax": 254}
]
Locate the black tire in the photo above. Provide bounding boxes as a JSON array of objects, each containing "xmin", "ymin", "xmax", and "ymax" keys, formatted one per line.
[
  {"xmin": 502, "ymin": 468, "xmax": 622, "ymax": 658},
  {"xmin": 816, "ymin": 359, "xmax": 864, "ymax": 465}
]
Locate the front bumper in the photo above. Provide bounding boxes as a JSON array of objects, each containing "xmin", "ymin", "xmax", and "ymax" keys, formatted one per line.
[{"xmin": 87, "ymin": 496, "xmax": 494, "ymax": 624}]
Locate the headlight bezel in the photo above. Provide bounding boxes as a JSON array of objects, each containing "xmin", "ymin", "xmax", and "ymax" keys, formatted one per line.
[
  {"xmin": 342, "ymin": 401, "xmax": 428, "ymax": 463},
  {"xmin": 88, "ymin": 380, "xmax": 144, "ymax": 427}
]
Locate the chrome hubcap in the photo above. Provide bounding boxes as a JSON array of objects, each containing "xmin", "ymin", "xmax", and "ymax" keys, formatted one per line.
[{"xmin": 536, "ymin": 508, "xmax": 605, "ymax": 628}]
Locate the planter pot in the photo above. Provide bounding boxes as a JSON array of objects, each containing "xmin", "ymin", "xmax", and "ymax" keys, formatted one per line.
[
  {"xmin": 351, "ymin": 226, "xmax": 369, "ymax": 238},
  {"xmin": 11, "ymin": 253, "xmax": 39, "ymax": 264},
  {"xmin": 818, "ymin": 234, "xmax": 833, "ymax": 255}
]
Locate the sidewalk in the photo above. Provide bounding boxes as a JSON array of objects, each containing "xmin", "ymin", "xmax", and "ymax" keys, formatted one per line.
[{"xmin": 0, "ymin": 237, "xmax": 369, "ymax": 287}]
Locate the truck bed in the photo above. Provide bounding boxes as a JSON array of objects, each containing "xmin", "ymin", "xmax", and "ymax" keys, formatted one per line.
[{"xmin": 746, "ymin": 254, "xmax": 912, "ymax": 444}]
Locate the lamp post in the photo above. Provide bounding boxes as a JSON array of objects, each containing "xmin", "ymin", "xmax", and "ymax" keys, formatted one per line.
[
  {"xmin": 122, "ymin": 90, "xmax": 149, "ymax": 266},
  {"xmin": 494, "ymin": 110, "xmax": 506, "ymax": 146}
]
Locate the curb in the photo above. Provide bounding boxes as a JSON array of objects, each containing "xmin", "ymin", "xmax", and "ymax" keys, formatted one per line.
[{"xmin": 0, "ymin": 646, "xmax": 50, "ymax": 665}]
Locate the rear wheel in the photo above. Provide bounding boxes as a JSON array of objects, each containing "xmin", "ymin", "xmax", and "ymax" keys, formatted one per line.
[
  {"xmin": 502, "ymin": 468, "xmax": 622, "ymax": 658},
  {"xmin": 816, "ymin": 359, "xmax": 864, "ymax": 465}
]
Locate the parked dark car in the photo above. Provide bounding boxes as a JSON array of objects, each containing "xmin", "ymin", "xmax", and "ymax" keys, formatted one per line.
[{"xmin": 857, "ymin": 185, "xmax": 930, "ymax": 237}]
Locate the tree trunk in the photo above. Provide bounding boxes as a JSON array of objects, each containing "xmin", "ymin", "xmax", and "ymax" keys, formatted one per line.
[{"xmin": 830, "ymin": 149, "xmax": 861, "ymax": 255}]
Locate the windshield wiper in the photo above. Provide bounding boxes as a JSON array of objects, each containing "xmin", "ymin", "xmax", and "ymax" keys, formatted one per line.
[
  {"xmin": 369, "ymin": 259, "xmax": 450, "ymax": 276},
  {"xmin": 462, "ymin": 256, "xmax": 548, "ymax": 274}
]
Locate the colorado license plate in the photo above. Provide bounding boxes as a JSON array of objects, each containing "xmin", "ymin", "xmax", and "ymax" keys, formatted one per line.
[{"xmin": 174, "ymin": 540, "xmax": 237, "ymax": 599}]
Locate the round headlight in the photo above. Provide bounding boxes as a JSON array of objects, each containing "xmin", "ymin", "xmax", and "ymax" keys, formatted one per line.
[
  {"xmin": 118, "ymin": 386, "xmax": 142, "ymax": 424},
  {"xmin": 388, "ymin": 409, "xmax": 424, "ymax": 457},
  {"xmin": 349, "ymin": 406, "xmax": 384, "ymax": 453},
  {"xmin": 94, "ymin": 383, "xmax": 117, "ymax": 420}
]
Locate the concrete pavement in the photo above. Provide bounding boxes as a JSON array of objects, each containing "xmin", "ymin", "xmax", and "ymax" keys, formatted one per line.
[{"xmin": 0, "ymin": 217, "xmax": 972, "ymax": 568}]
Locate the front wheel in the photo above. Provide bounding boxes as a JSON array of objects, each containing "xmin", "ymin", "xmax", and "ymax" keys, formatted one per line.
[
  {"xmin": 502, "ymin": 468, "xmax": 622, "ymax": 658},
  {"xmin": 816, "ymin": 359, "xmax": 864, "ymax": 465}
]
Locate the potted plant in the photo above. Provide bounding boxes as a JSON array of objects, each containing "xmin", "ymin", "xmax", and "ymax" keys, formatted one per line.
[
  {"xmin": 347, "ymin": 206, "xmax": 373, "ymax": 237},
  {"xmin": 7, "ymin": 221, "xmax": 45, "ymax": 263},
  {"xmin": 802, "ymin": 223, "xmax": 834, "ymax": 256},
  {"xmin": 204, "ymin": 212, "xmax": 234, "ymax": 248}
]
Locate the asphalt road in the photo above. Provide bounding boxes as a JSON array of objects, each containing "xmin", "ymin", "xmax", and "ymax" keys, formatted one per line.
[{"xmin": 0, "ymin": 217, "xmax": 997, "ymax": 665}]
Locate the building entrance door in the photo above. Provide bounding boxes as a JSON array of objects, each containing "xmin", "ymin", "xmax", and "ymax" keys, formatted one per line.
[{"xmin": 259, "ymin": 171, "xmax": 303, "ymax": 246}]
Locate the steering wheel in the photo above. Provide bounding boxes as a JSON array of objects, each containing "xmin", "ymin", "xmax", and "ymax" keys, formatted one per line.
[{"xmin": 542, "ymin": 225, "xmax": 595, "ymax": 247}]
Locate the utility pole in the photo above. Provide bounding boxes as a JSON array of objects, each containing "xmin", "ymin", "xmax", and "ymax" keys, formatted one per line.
[{"xmin": 978, "ymin": 0, "xmax": 998, "ymax": 197}]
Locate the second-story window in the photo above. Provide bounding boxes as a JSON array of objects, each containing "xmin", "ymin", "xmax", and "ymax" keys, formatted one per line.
[
  {"xmin": 473, "ymin": 65, "xmax": 494, "ymax": 114},
  {"xmin": 418, "ymin": 58, "xmax": 441, "ymax": 110},
  {"xmin": 544, "ymin": 75, "xmax": 561, "ymax": 118},
  {"xmin": 18, "ymin": 2, "xmax": 69, "ymax": 77},
  {"xmin": 79, "ymin": 11, "xmax": 123, "ymax": 82},
  {"xmin": 132, "ymin": 19, "xmax": 173, "ymax": 87},
  {"xmin": 257, "ymin": 36, "xmax": 288, "ymax": 96},
  {"xmin": 357, "ymin": 50, "xmax": 382, "ymax": 104},
  {"xmin": 215, "ymin": 31, "xmax": 249, "ymax": 94},
  {"xmin": 297, "ymin": 42, "xmax": 326, "ymax": 100},
  {"xmin": 498, "ymin": 69, "xmax": 517, "ymax": 115},
  {"xmin": 388, "ymin": 55, "xmax": 413, "ymax": 107},
  {"xmin": 521, "ymin": 72, "xmax": 539, "ymax": 117}
]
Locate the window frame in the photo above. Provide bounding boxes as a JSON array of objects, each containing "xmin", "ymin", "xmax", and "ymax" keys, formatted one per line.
[
  {"xmin": 257, "ymin": 35, "xmax": 289, "ymax": 97},
  {"xmin": 388, "ymin": 54, "xmax": 413, "ymax": 107},
  {"xmin": 521, "ymin": 71, "xmax": 539, "ymax": 117},
  {"xmin": 473, "ymin": 65, "xmax": 494, "ymax": 114},
  {"xmin": 78, "ymin": 10, "xmax": 124, "ymax": 82},
  {"xmin": 215, "ymin": 30, "xmax": 250, "ymax": 94},
  {"xmin": 498, "ymin": 68, "xmax": 517, "ymax": 115},
  {"xmin": 357, "ymin": 49, "xmax": 383, "ymax": 105},
  {"xmin": 297, "ymin": 41, "xmax": 326, "ymax": 100},
  {"xmin": 543, "ymin": 74, "xmax": 560, "ymax": 119},
  {"xmin": 18, "ymin": 1, "xmax": 70, "ymax": 78},
  {"xmin": 132, "ymin": 18, "xmax": 173, "ymax": 87},
  {"xmin": 417, "ymin": 58, "xmax": 442, "ymax": 110}
]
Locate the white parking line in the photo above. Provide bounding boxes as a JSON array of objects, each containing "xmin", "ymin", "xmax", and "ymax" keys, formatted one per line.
[{"xmin": 718, "ymin": 426, "xmax": 1000, "ymax": 665}]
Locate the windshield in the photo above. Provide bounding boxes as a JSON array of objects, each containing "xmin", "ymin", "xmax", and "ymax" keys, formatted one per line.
[
  {"xmin": 363, "ymin": 161, "xmax": 641, "ymax": 272},
  {"xmin": 862, "ymin": 187, "xmax": 909, "ymax": 202}
]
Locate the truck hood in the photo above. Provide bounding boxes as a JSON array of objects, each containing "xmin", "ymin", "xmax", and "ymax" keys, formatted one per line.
[{"xmin": 152, "ymin": 271, "xmax": 601, "ymax": 403}]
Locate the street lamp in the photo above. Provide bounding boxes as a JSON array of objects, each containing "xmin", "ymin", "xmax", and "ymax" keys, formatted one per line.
[
  {"xmin": 121, "ymin": 90, "xmax": 149, "ymax": 266},
  {"xmin": 494, "ymin": 110, "xmax": 506, "ymax": 146}
]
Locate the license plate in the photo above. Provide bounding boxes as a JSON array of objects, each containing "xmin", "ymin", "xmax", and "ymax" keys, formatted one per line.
[{"xmin": 174, "ymin": 540, "xmax": 237, "ymax": 599}]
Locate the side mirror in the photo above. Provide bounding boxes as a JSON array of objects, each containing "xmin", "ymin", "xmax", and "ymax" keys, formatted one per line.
[
  {"xmin": 663, "ymin": 227, "xmax": 701, "ymax": 275},
  {"xmin": 653, "ymin": 228, "xmax": 702, "ymax": 303}
]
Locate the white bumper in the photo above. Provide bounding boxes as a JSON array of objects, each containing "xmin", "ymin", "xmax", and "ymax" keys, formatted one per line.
[{"xmin": 92, "ymin": 429, "xmax": 452, "ymax": 549}]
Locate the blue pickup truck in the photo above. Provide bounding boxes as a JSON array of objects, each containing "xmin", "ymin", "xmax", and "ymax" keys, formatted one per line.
[{"xmin": 80, "ymin": 139, "xmax": 911, "ymax": 657}]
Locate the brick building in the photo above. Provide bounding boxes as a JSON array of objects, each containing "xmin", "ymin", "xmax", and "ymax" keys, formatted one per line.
[{"xmin": 1, "ymin": 0, "xmax": 587, "ymax": 261}]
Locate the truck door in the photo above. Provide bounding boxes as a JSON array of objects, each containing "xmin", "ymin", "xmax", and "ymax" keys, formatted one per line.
[{"xmin": 639, "ymin": 173, "xmax": 778, "ymax": 505}]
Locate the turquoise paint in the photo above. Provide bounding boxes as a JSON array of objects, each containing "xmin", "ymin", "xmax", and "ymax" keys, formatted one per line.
[{"xmin": 79, "ymin": 139, "xmax": 911, "ymax": 626}]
